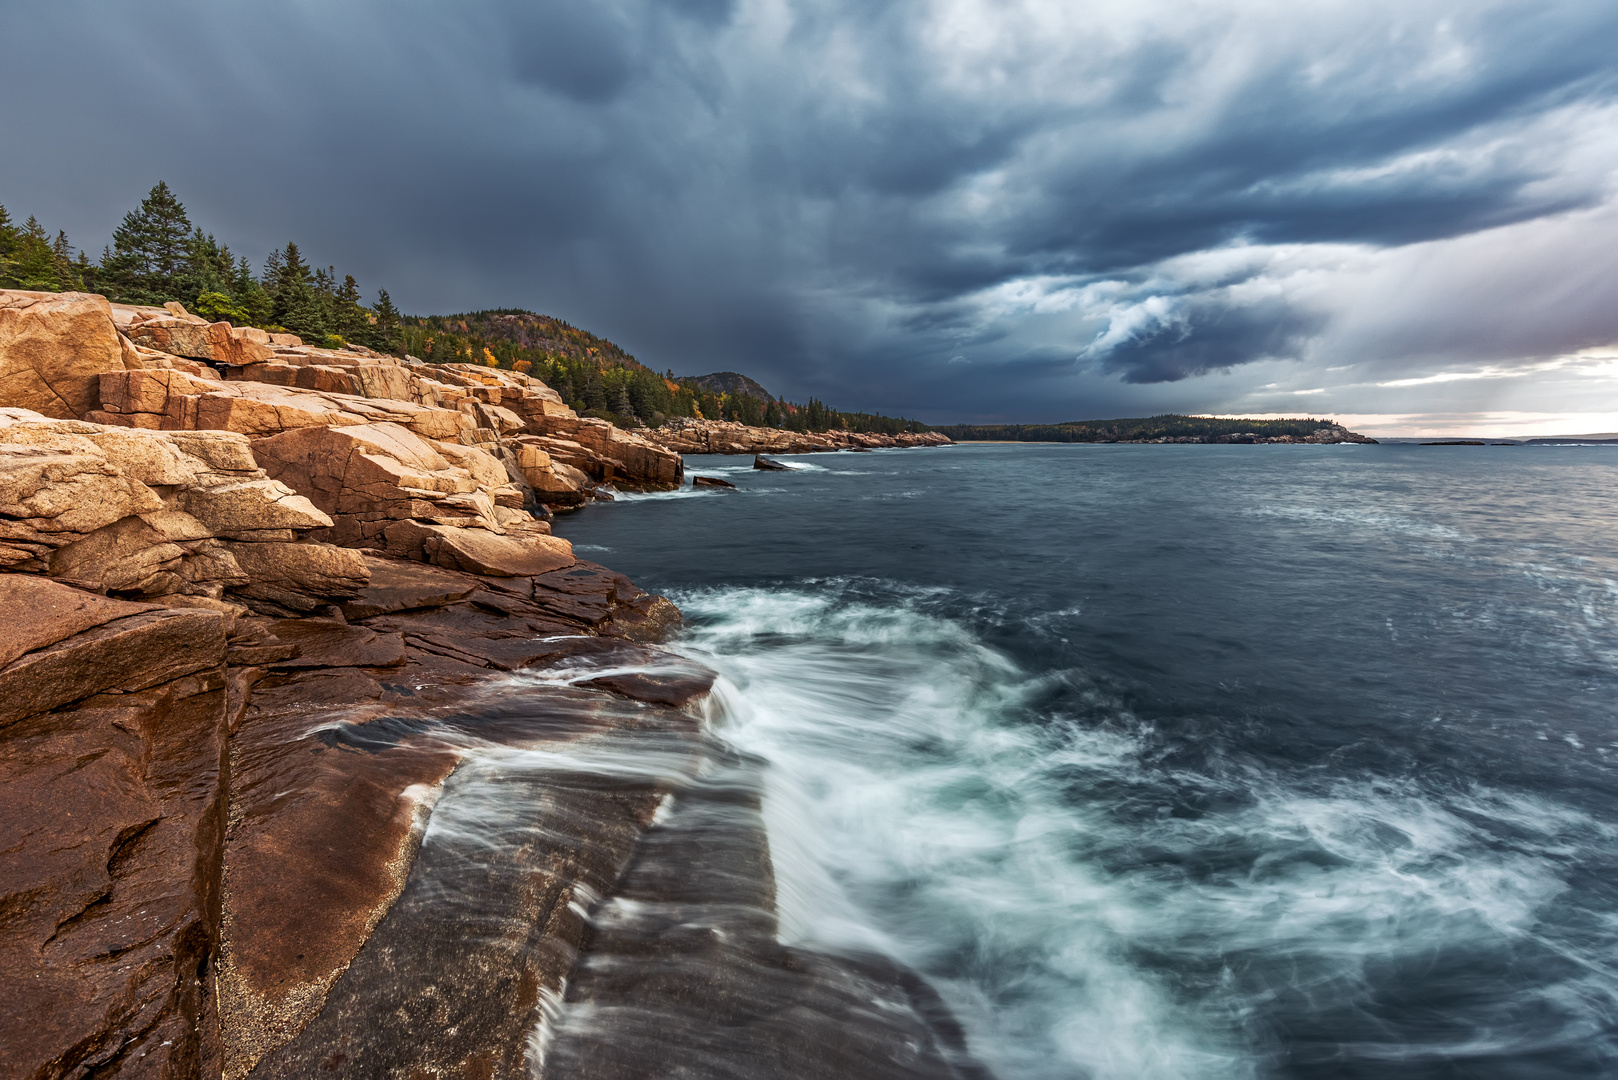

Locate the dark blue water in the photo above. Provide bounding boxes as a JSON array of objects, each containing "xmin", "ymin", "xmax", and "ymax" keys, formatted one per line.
[{"xmin": 554, "ymin": 444, "xmax": 1618, "ymax": 1079}]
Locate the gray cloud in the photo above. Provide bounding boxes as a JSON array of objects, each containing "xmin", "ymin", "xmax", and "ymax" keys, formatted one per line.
[{"xmin": 2, "ymin": 0, "xmax": 1617, "ymax": 422}]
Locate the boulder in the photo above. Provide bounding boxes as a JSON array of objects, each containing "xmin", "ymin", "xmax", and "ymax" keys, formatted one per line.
[
  {"xmin": 0, "ymin": 444, "xmax": 163, "ymax": 545},
  {"xmin": 512, "ymin": 439, "xmax": 586, "ymax": 507},
  {"xmin": 382, "ymin": 519, "xmax": 575, "ymax": 577},
  {"xmin": 754, "ymin": 454, "xmax": 791, "ymax": 471},
  {"xmin": 0, "ymin": 575, "xmax": 157, "ymax": 667},
  {"xmin": 223, "ymin": 540, "xmax": 370, "ymax": 614},
  {"xmin": 265, "ymin": 619, "xmax": 408, "ymax": 669},
  {"xmin": 250, "ymin": 422, "xmax": 534, "ymax": 556},
  {"xmin": 693, "ymin": 475, "xmax": 736, "ymax": 489},
  {"xmin": 47, "ymin": 514, "xmax": 187, "ymax": 593},
  {"xmin": 125, "ymin": 318, "xmax": 275, "ymax": 367},
  {"xmin": 0, "ymin": 291, "xmax": 131, "ymax": 419},
  {"xmin": 178, "ymin": 478, "xmax": 332, "ymax": 538}
]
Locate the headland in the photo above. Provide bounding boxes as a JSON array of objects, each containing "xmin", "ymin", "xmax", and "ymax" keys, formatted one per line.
[{"xmin": 0, "ymin": 289, "xmax": 964, "ymax": 1079}]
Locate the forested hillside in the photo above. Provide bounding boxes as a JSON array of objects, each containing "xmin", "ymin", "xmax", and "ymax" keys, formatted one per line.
[
  {"xmin": 397, "ymin": 310, "xmax": 927, "ymax": 434},
  {"xmin": 0, "ymin": 182, "xmax": 930, "ymax": 435}
]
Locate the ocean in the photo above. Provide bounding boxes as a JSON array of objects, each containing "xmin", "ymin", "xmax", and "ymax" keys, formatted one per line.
[{"xmin": 551, "ymin": 443, "xmax": 1618, "ymax": 1079}]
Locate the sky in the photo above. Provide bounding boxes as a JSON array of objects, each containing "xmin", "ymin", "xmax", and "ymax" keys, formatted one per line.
[{"xmin": 4, "ymin": 0, "xmax": 1618, "ymax": 434}]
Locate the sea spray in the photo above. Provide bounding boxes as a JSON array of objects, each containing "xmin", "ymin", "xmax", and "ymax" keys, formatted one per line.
[
  {"xmin": 666, "ymin": 581, "xmax": 1618, "ymax": 1080},
  {"xmin": 550, "ymin": 444, "xmax": 1618, "ymax": 1078}
]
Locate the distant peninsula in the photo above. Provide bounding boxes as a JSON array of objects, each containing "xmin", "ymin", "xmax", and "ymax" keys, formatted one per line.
[{"xmin": 935, "ymin": 415, "xmax": 1376, "ymax": 444}]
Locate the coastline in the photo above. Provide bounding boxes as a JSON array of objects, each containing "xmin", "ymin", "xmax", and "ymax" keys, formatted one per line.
[{"xmin": 0, "ymin": 289, "xmax": 972, "ymax": 1079}]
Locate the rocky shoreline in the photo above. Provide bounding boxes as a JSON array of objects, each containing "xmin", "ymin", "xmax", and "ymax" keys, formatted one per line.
[
  {"xmin": 643, "ymin": 416, "xmax": 953, "ymax": 455},
  {"xmin": 0, "ymin": 291, "xmax": 973, "ymax": 1079}
]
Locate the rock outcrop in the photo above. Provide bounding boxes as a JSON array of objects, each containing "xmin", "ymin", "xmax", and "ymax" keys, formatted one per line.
[
  {"xmin": 0, "ymin": 291, "xmax": 133, "ymax": 419},
  {"xmin": 0, "ymin": 407, "xmax": 365, "ymax": 614},
  {"xmin": 0, "ymin": 287, "xmax": 981, "ymax": 1080},
  {"xmin": 0, "ymin": 402, "xmax": 696, "ymax": 1079},
  {"xmin": 0, "ymin": 576, "xmax": 234, "ymax": 1079},
  {"xmin": 0, "ymin": 290, "xmax": 707, "ymax": 1078}
]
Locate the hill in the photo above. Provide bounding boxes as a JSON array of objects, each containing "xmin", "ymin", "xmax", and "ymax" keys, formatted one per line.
[
  {"xmin": 397, "ymin": 309, "xmax": 652, "ymax": 373},
  {"xmin": 689, "ymin": 371, "xmax": 774, "ymax": 400}
]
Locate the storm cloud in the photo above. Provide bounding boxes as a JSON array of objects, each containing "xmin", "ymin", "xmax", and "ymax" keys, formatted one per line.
[{"xmin": 3, "ymin": 0, "xmax": 1617, "ymax": 428}]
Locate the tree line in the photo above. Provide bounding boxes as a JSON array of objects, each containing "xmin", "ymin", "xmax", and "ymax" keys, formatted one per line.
[
  {"xmin": 0, "ymin": 182, "xmax": 931, "ymax": 435},
  {"xmin": 934, "ymin": 415, "xmax": 1343, "ymax": 442},
  {"xmin": 1, "ymin": 182, "xmax": 400, "ymax": 350}
]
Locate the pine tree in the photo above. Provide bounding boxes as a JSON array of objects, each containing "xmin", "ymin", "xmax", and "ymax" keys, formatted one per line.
[
  {"xmin": 612, "ymin": 382, "xmax": 636, "ymax": 422},
  {"xmin": 100, "ymin": 181, "xmax": 193, "ymax": 303},
  {"xmin": 0, "ymin": 205, "xmax": 18, "ymax": 287},
  {"xmin": 50, "ymin": 230, "xmax": 82, "ymax": 291},
  {"xmin": 235, "ymin": 256, "xmax": 271, "ymax": 326},
  {"xmin": 179, "ymin": 229, "xmax": 234, "ymax": 301},
  {"xmin": 14, "ymin": 217, "xmax": 55, "ymax": 290},
  {"xmin": 371, "ymin": 289, "xmax": 401, "ymax": 353},
  {"xmin": 333, "ymin": 273, "xmax": 368, "ymax": 342},
  {"xmin": 75, "ymin": 251, "xmax": 95, "ymax": 295},
  {"xmin": 270, "ymin": 242, "xmax": 328, "ymax": 338}
]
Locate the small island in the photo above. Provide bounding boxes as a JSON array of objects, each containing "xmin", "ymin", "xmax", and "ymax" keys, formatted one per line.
[{"xmin": 934, "ymin": 415, "xmax": 1376, "ymax": 444}]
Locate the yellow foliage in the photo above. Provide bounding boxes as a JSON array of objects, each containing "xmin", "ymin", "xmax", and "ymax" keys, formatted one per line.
[{"xmin": 483, "ymin": 348, "xmax": 499, "ymax": 368}]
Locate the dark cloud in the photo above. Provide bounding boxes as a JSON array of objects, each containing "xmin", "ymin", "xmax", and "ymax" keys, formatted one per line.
[
  {"xmin": 1, "ymin": 0, "xmax": 1616, "ymax": 422},
  {"xmin": 1096, "ymin": 299, "xmax": 1328, "ymax": 384},
  {"xmin": 507, "ymin": 6, "xmax": 636, "ymax": 102}
]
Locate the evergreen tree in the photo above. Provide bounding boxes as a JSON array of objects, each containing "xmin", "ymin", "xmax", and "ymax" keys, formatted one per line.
[
  {"xmin": 75, "ymin": 251, "xmax": 95, "ymax": 295},
  {"xmin": 180, "ymin": 229, "xmax": 234, "ymax": 301},
  {"xmin": 235, "ymin": 256, "xmax": 271, "ymax": 326},
  {"xmin": 371, "ymin": 289, "xmax": 401, "ymax": 353},
  {"xmin": 13, "ymin": 217, "xmax": 56, "ymax": 291},
  {"xmin": 261, "ymin": 248, "xmax": 284, "ymax": 302},
  {"xmin": 100, "ymin": 181, "xmax": 193, "ymax": 303},
  {"xmin": 50, "ymin": 230, "xmax": 82, "ymax": 291},
  {"xmin": 612, "ymin": 382, "xmax": 636, "ymax": 422},
  {"xmin": 270, "ymin": 242, "xmax": 328, "ymax": 338},
  {"xmin": 333, "ymin": 273, "xmax": 369, "ymax": 342},
  {"xmin": 0, "ymin": 205, "xmax": 19, "ymax": 287}
]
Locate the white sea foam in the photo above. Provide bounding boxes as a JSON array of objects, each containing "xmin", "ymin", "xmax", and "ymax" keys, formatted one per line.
[{"xmin": 669, "ymin": 584, "xmax": 1616, "ymax": 1080}]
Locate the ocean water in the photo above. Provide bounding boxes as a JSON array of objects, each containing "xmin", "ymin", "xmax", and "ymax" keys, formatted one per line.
[{"xmin": 554, "ymin": 444, "xmax": 1618, "ymax": 1079}]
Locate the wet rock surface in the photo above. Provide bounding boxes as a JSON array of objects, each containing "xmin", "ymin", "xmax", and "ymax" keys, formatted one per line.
[
  {"xmin": 248, "ymin": 694, "xmax": 700, "ymax": 1080},
  {"xmin": 546, "ymin": 739, "xmax": 991, "ymax": 1080},
  {"xmin": 0, "ymin": 578, "xmax": 232, "ymax": 1079},
  {"xmin": 0, "ymin": 287, "xmax": 975, "ymax": 1080}
]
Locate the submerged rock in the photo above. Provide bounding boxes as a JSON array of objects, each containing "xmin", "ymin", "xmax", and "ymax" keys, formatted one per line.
[{"xmin": 692, "ymin": 475, "xmax": 736, "ymax": 489}]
